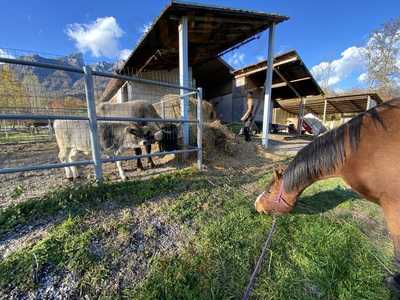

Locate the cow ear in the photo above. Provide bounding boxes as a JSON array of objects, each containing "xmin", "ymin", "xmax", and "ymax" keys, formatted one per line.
[
  {"xmin": 142, "ymin": 126, "xmax": 152, "ymax": 135},
  {"xmin": 127, "ymin": 126, "xmax": 139, "ymax": 136}
]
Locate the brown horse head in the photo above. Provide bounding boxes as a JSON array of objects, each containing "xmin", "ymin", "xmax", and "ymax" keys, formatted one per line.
[{"xmin": 255, "ymin": 164, "xmax": 298, "ymax": 214}]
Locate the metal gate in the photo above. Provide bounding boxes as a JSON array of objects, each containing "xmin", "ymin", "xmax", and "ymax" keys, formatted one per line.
[{"xmin": 0, "ymin": 56, "xmax": 203, "ymax": 181}]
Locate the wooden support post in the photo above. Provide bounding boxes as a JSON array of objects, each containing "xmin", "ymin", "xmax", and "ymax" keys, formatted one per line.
[
  {"xmin": 297, "ymin": 97, "xmax": 305, "ymax": 135},
  {"xmin": 261, "ymin": 24, "xmax": 275, "ymax": 148}
]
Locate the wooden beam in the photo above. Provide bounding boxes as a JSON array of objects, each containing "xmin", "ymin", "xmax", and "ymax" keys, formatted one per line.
[
  {"xmin": 326, "ymin": 100, "xmax": 343, "ymax": 113},
  {"xmin": 271, "ymin": 76, "xmax": 312, "ymax": 89},
  {"xmin": 274, "ymin": 68, "xmax": 302, "ymax": 98},
  {"xmin": 234, "ymin": 56, "xmax": 298, "ymax": 78},
  {"xmin": 349, "ymin": 100, "xmax": 363, "ymax": 111},
  {"xmin": 290, "ymin": 76, "xmax": 312, "ymax": 83}
]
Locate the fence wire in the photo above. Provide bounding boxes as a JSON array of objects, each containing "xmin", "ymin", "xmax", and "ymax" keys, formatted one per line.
[{"xmin": 0, "ymin": 55, "xmax": 202, "ymax": 202}]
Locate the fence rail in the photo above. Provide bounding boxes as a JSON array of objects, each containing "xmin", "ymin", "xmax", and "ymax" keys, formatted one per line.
[{"xmin": 0, "ymin": 56, "xmax": 203, "ymax": 181}]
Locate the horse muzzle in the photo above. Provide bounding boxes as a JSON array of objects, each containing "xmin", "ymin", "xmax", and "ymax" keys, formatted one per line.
[{"xmin": 255, "ymin": 191, "xmax": 267, "ymax": 213}]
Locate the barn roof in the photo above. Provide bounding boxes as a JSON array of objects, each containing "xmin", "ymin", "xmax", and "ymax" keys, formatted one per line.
[
  {"xmin": 100, "ymin": 1, "xmax": 288, "ymax": 102},
  {"xmin": 276, "ymin": 92, "xmax": 383, "ymax": 115},
  {"xmin": 233, "ymin": 50, "xmax": 323, "ymax": 100},
  {"xmin": 100, "ymin": 57, "xmax": 233, "ymax": 102},
  {"xmin": 119, "ymin": 0, "xmax": 288, "ymax": 74}
]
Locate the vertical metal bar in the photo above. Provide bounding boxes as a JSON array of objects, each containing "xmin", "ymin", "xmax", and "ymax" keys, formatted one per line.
[
  {"xmin": 179, "ymin": 16, "xmax": 189, "ymax": 146},
  {"xmin": 197, "ymin": 88, "xmax": 203, "ymax": 171},
  {"xmin": 83, "ymin": 66, "xmax": 103, "ymax": 181},
  {"xmin": 366, "ymin": 95, "xmax": 372, "ymax": 110},
  {"xmin": 262, "ymin": 24, "xmax": 275, "ymax": 148},
  {"xmin": 323, "ymin": 97, "xmax": 327, "ymax": 123},
  {"xmin": 127, "ymin": 82, "xmax": 133, "ymax": 102}
]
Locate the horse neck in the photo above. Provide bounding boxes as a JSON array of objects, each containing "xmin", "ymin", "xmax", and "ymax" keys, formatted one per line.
[{"xmin": 282, "ymin": 166, "xmax": 342, "ymax": 204}]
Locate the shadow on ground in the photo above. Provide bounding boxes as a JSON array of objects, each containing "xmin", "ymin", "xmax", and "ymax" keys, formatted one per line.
[{"xmin": 293, "ymin": 187, "xmax": 360, "ymax": 214}]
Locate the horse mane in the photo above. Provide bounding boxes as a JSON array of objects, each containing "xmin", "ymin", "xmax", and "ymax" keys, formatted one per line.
[{"xmin": 283, "ymin": 106, "xmax": 386, "ymax": 192}]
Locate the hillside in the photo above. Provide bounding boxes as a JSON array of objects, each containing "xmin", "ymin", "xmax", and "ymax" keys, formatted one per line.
[{"xmin": 1, "ymin": 53, "xmax": 116, "ymax": 101}]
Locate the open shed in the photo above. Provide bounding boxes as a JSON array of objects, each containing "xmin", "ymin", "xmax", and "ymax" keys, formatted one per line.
[
  {"xmin": 213, "ymin": 50, "xmax": 323, "ymax": 123},
  {"xmin": 100, "ymin": 0, "xmax": 289, "ymax": 147},
  {"xmin": 275, "ymin": 92, "xmax": 383, "ymax": 125}
]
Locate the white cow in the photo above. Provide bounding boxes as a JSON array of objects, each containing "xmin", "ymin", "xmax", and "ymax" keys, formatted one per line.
[{"xmin": 54, "ymin": 120, "xmax": 149, "ymax": 181}]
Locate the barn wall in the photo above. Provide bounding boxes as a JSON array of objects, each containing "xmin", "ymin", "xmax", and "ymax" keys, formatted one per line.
[
  {"xmin": 273, "ymin": 108, "xmax": 296, "ymax": 124},
  {"xmin": 116, "ymin": 68, "xmax": 194, "ymax": 104},
  {"xmin": 210, "ymin": 93, "xmax": 233, "ymax": 122}
]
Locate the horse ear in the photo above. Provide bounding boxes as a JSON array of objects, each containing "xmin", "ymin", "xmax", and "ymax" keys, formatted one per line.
[
  {"xmin": 273, "ymin": 164, "xmax": 285, "ymax": 179},
  {"xmin": 273, "ymin": 169, "xmax": 282, "ymax": 179}
]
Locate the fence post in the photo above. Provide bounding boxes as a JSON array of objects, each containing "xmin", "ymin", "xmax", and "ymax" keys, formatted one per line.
[
  {"xmin": 83, "ymin": 65, "xmax": 103, "ymax": 181},
  {"xmin": 197, "ymin": 88, "xmax": 203, "ymax": 171}
]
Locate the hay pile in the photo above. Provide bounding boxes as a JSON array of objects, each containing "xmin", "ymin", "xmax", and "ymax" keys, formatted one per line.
[{"xmin": 187, "ymin": 120, "xmax": 256, "ymax": 163}]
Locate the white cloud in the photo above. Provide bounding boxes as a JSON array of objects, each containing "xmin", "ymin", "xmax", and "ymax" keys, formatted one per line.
[
  {"xmin": 0, "ymin": 49, "xmax": 15, "ymax": 64},
  {"xmin": 358, "ymin": 72, "xmax": 368, "ymax": 83},
  {"xmin": 226, "ymin": 52, "xmax": 246, "ymax": 68},
  {"xmin": 311, "ymin": 46, "xmax": 366, "ymax": 88},
  {"xmin": 256, "ymin": 55, "xmax": 266, "ymax": 62},
  {"xmin": 138, "ymin": 22, "xmax": 152, "ymax": 35},
  {"xmin": 119, "ymin": 48, "xmax": 131, "ymax": 60},
  {"xmin": 66, "ymin": 17, "xmax": 124, "ymax": 58}
]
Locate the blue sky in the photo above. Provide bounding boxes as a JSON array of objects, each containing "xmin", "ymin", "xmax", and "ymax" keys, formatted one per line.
[{"xmin": 0, "ymin": 0, "xmax": 399, "ymax": 91}]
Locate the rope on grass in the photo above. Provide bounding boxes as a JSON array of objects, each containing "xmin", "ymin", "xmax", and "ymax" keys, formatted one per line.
[{"xmin": 242, "ymin": 216, "xmax": 278, "ymax": 300}]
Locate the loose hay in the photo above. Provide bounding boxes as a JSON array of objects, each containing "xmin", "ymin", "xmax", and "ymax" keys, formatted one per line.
[{"xmin": 176, "ymin": 120, "xmax": 258, "ymax": 168}]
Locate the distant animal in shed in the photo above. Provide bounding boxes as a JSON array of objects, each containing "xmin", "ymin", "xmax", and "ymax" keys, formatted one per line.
[{"xmin": 54, "ymin": 119, "xmax": 150, "ymax": 181}]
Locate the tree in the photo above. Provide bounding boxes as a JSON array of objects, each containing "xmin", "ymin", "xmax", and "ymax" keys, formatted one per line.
[
  {"xmin": 0, "ymin": 65, "xmax": 27, "ymax": 109},
  {"xmin": 21, "ymin": 71, "xmax": 49, "ymax": 111},
  {"xmin": 365, "ymin": 18, "xmax": 400, "ymax": 99},
  {"xmin": 311, "ymin": 61, "xmax": 337, "ymax": 96}
]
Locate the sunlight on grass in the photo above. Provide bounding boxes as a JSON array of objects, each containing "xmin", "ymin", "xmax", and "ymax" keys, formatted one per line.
[{"xmin": 0, "ymin": 169, "xmax": 393, "ymax": 299}]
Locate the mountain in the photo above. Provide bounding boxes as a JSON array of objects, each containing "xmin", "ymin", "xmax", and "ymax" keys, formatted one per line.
[{"xmin": 3, "ymin": 53, "xmax": 117, "ymax": 100}]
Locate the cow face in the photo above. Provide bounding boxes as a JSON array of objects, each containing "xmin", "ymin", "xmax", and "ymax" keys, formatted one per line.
[
  {"xmin": 124, "ymin": 124, "xmax": 152, "ymax": 148},
  {"xmin": 153, "ymin": 124, "xmax": 179, "ymax": 152}
]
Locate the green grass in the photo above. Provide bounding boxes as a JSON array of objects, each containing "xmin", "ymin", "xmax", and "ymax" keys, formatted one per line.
[
  {"xmin": 0, "ymin": 168, "xmax": 203, "ymax": 237},
  {"xmin": 0, "ymin": 216, "xmax": 97, "ymax": 291},
  {"xmin": 0, "ymin": 168, "xmax": 394, "ymax": 299},
  {"xmin": 0, "ymin": 131, "xmax": 51, "ymax": 144},
  {"xmin": 132, "ymin": 177, "xmax": 392, "ymax": 299}
]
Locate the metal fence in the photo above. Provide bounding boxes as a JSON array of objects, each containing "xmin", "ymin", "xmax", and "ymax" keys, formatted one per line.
[{"xmin": 0, "ymin": 56, "xmax": 203, "ymax": 182}]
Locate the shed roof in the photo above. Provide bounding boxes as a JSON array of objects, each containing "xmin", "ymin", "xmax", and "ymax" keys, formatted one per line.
[
  {"xmin": 233, "ymin": 50, "xmax": 323, "ymax": 100},
  {"xmin": 120, "ymin": 0, "xmax": 288, "ymax": 74},
  {"xmin": 276, "ymin": 92, "xmax": 383, "ymax": 115}
]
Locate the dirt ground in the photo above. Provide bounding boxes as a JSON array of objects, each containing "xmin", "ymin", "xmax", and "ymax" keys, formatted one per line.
[
  {"xmin": 0, "ymin": 140, "xmax": 185, "ymax": 208},
  {"xmin": 0, "ymin": 133, "xmax": 312, "ymax": 209}
]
